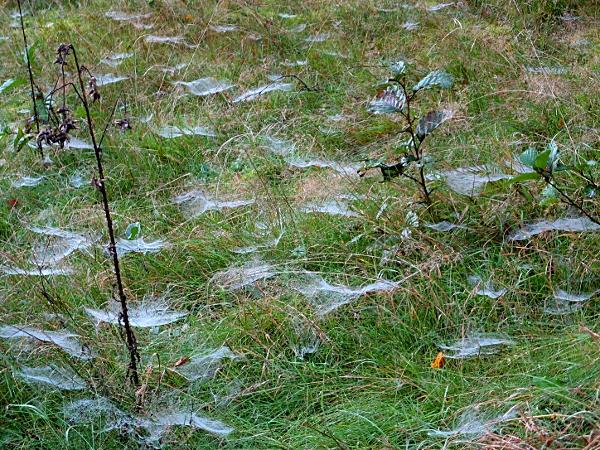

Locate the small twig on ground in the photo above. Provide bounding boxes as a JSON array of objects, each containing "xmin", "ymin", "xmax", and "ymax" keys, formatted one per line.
[{"xmin": 274, "ymin": 74, "xmax": 318, "ymax": 92}]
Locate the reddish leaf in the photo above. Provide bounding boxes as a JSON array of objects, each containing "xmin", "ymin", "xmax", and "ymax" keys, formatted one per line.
[
  {"xmin": 430, "ymin": 351, "xmax": 446, "ymax": 369},
  {"xmin": 173, "ymin": 356, "xmax": 190, "ymax": 367}
]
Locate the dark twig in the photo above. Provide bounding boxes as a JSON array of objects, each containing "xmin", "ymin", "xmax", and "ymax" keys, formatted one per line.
[
  {"xmin": 71, "ymin": 45, "xmax": 140, "ymax": 387},
  {"xmin": 272, "ymin": 74, "xmax": 317, "ymax": 92},
  {"xmin": 401, "ymin": 172, "xmax": 421, "ymax": 184},
  {"xmin": 16, "ymin": 0, "xmax": 43, "ymax": 158},
  {"xmin": 359, "ymin": 77, "xmax": 433, "ymax": 204},
  {"xmin": 45, "ymin": 81, "xmax": 85, "ymax": 105},
  {"xmin": 60, "ymin": 63, "xmax": 67, "ymax": 122},
  {"xmin": 396, "ymin": 79, "xmax": 431, "ymax": 204},
  {"xmin": 540, "ymin": 172, "xmax": 600, "ymax": 226},
  {"xmin": 98, "ymin": 93, "xmax": 124, "ymax": 148}
]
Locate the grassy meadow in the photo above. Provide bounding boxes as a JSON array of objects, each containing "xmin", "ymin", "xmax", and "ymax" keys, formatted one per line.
[{"xmin": 0, "ymin": 0, "xmax": 599, "ymax": 448}]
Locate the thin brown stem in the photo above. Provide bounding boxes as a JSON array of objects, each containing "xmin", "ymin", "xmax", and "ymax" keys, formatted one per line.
[
  {"xmin": 542, "ymin": 174, "xmax": 600, "ymax": 226},
  {"xmin": 71, "ymin": 46, "xmax": 140, "ymax": 387},
  {"xmin": 401, "ymin": 172, "xmax": 420, "ymax": 184},
  {"xmin": 16, "ymin": 0, "xmax": 43, "ymax": 158},
  {"xmin": 60, "ymin": 64, "xmax": 67, "ymax": 121},
  {"xmin": 573, "ymin": 168, "xmax": 597, "ymax": 188},
  {"xmin": 46, "ymin": 81, "xmax": 85, "ymax": 104},
  {"xmin": 273, "ymin": 74, "xmax": 317, "ymax": 91},
  {"xmin": 45, "ymin": 76, "xmax": 62, "ymax": 127},
  {"xmin": 398, "ymin": 80, "xmax": 431, "ymax": 204},
  {"xmin": 99, "ymin": 93, "xmax": 123, "ymax": 148}
]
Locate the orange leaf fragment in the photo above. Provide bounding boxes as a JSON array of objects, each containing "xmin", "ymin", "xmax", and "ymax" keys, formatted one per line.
[
  {"xmin": 430, "ymin": 351, "xmax": 445, "ymax": 369},
  {"xmin": 174, "ymin": 356, "xmax": 190, "ymax": 367}
]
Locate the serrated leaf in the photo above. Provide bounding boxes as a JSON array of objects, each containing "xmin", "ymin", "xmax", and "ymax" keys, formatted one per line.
[
  {"xmin": 406, "ymin": 211, "xmax": 419, "ymax": 227},
  {"xmin": 416, "ymin": 110, "xmax": 452, "ymax": 141},
  {"xmin": 519, "ymin": 147, "xmax": 537, "ymax": 168},
  {"xmin": 125, "ymin": 222, "xmax": 142, "ymax": 240},
  {"xmin": 412, "ymin": 70, "xmax": 453, "ymax": 91},
  {"xmin": 508, "ymin": 172, "xmax": 540, "ymax": 184},
  {"xmin": 368, "ymin": 85, "xmax": 406, "ymax": 114},
  {"xmin": 0, "ymin": 78, "xmax": 25, "ymax": 95}
]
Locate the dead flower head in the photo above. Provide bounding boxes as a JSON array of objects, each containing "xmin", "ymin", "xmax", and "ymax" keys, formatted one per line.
[
  {"xmin": 55, "ymin": 43, "xmax": 72, "ymax": 65},
  {"xmin": 88, "ymin": 76, "xmax": 101, "ymax": 102}
]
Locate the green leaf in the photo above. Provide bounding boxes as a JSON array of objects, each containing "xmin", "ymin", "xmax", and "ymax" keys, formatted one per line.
[
  {"xmin": 291, "ymin": 245, "xmax": 306, "ymax": 257},
  {"xmin": 13, "ymin": 128, "xmax": 24, "ymax": 147},
  {"xmin": 13, "ymin": 128, "xmax": 32, "ymax": 152},
  {"xmin": 412, "ymin": 70, "xmax": 453, "ymax": 91},
  {"xmin": 389, "ymin": 60, "xmax": 407, "ymax": 75},
  {"xmin": 417, "ymin": 155, "xmax": 434, "ymax": 168},
  {"xmin": 583, "ymin": 185, "xmax": 597, "ymax": 198},
  {"xmin": 546, "ymin": 139, "xmax": 559, "ymax": 172},
  {"xmin": 547, "ymin": 140, "xmax": 558, "ymax": 158},
  {"xmin": 125, "ymin": 222, "xmax": 141, "ymax": 240},
  {"xmin": 553, "ymin": 162, "xmax": 570, "ymax": 172},
  {"xmin": 540, "ymin": 184, "xmax": 559, "ymax": 206},
  {"xmin": 17, "ymin": 136, "xmax": 32, "ymax": 152},
  {"xmin": 519, "ymin": 185, "xmax": 535, "ymax": 202},
  {"xmin": 534, "ymin": 149, "xmax": 551, "ymax": 170},
  {"xmin": 519, "ymin": 147, "xmax": 537, "ymax": 168},
  {"xmin": 397, "ymin": 137, "xmax": 414, "ymax": 149},
  {"xmin": 508, "ymin": 172, "xmax": 540, "ymax": 184},
  {"xmin": 0, "ymin": 78, "xmax": 25, "ymax": 95},
  {"xmin": 23, "ymin": 42, "xmax": 39, "ymax": 66},
  {"xmin": 35, "ymin": 98, "xmax": 49, "ymax": 123},
  {"xmin": 380, "ymin": 162, "xmax": 405, "ymax": 181}
]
